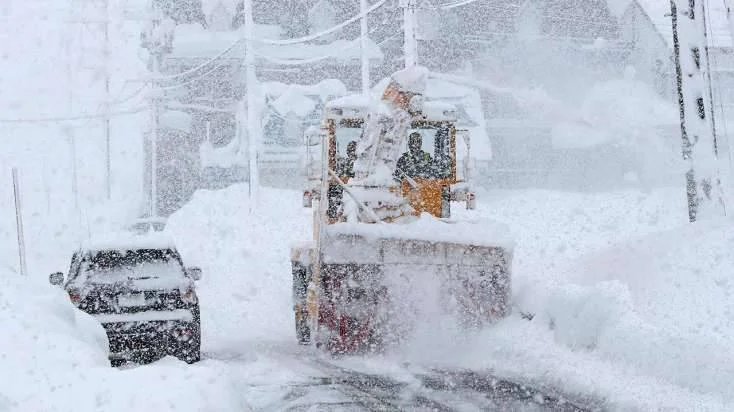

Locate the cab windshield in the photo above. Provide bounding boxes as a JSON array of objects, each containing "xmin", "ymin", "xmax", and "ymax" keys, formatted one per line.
[{"xmin": 399, "ymin": 125, "xmax": 452, "ymax": 179}]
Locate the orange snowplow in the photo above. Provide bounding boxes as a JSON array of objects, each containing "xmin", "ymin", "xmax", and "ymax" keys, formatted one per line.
[{"xmin": 292, "ymin": 67, "xmax": 513, "ymax": 353}]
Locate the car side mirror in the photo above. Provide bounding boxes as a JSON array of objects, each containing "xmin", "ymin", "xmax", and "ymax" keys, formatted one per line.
[
  {"xmin": 186, "ymin": 267, "xmax": 202, "ymax": 281},
  {"xmin": 49, "ymin": 272, "xmax": 64, "ymax": 286}
]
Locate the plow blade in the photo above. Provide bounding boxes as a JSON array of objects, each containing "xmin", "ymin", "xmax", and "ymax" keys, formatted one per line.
[{"xmin": 316, "ymin": 231, "xmax": 512, "ymax": 353}]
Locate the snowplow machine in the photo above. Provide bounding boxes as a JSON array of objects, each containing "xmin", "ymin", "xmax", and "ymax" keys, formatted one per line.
[{"xmin": 291, "ymin": 67, "xmax": 513, "ymax": 354}]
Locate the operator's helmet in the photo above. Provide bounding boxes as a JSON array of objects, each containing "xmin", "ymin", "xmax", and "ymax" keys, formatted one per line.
[{"xmin": 408, "ymin": 132, "xmax": 422, "ymax": 153}]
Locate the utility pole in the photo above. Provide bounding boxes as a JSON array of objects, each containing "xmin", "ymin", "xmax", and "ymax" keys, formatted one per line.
[
  {"xmin": 103, "ymin": 0, "xmax": 111, "ymax": 200},
  {"xmin": 141, "ymin": 3, "xmax": 173, "ymax": 218},
  {"xmin": 401, "ymin": 0, "xmax": 418, "ymax": 68},
  {"xmin": 244, "ymin": 0, "xmax": 259, "ymax": 212},
  {"xmin": 361, "ymin": 0, "xmax": 370, "ymax": 96},
  {"xmin": 64, "ymin": 6, "xmax": 80, "ymax": 212},
  {"xmin": 670, "ymin": 0, "xmax": 727, "ymax": 222},
  {"xmin": 67, "ymin": 0, "xmax": 112, "ymax": 200}
]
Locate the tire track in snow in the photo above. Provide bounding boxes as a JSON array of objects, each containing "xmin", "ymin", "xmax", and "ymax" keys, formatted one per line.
[{"xmin": 202, "ymin": 345, "xmax": 603, "ymax": 411}]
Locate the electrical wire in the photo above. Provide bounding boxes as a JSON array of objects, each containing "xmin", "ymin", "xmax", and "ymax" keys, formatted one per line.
[
  {"xmin": 253, "ymin": 22, "xmax": 385, "ymax": 66},
  {"xmin": 255, "ymin": 0, "xmax": 388, "ymax": 45},
  {"xmin": 145, "ymin": 38, "xmax": 245, "ymax": 82},
  {"xmin": 159, "ymin": 59, "xmax": 234, "ymax": 90},
  {"xmin": 435, "ymin": 0, "xmax": 482, "ymax": 10},
  {"xmin": 138, "ymin": 0, "xmax": 388, "ymax": 83},
  {"xmin": 0, "ymin": 107, "xmax": 146, "ymax": 124}
]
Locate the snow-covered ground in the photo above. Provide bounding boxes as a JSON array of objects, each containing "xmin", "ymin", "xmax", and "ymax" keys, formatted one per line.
[{"xmin": 2, "ymin": 181, "xmax": 734, "ymax": 410}]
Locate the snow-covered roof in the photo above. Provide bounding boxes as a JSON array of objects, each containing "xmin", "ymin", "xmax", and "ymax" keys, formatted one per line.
[
  {"xmin": 422, "ymin": 79, "xmax": 492, "ymax": 160},
  {"xmin": 170, "ymin": 24, "xmax": 383, "ymax": 63},
  {"xmin": 324, "ymin": 94, "xmax": 373, "ymax": 119},
  {"xmin": 421, "ymin": 101, "xmax": 459, "ymax": 121},
  {"xmin": 271, "ymin": 88, "xmax": 317, "ymax": 117},
  {"xmin": 80, "ymin": 232, "xmax": 178, "ymax": 253},
  {"xmin": 630, "ymin": 0, "xmax": 733, "ymax": 49},
  {"xmin": 390, "ymin": 66, "xmax": 430, "ymax": 94},
  {"xmin": 325, "ymin": 77, "xmax": 493, "ymax": 160}
]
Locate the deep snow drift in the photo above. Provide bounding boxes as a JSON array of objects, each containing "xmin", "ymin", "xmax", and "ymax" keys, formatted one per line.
[{"xmin": 0, "ymin": 274, "xmax": 246, "ymax": 412}]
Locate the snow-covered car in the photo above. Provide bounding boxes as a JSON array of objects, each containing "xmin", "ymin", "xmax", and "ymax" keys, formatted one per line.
[{"xmin": 49, "ymin": 234, "xmax": 202, "ymax": 366}]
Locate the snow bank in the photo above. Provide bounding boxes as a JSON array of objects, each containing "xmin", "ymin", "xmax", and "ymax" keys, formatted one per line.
[
  {"xmin": 394, "ymin": 187, "xmax": 734, "ymax": 409},
  {"xmin": 0, "ymin": 274, "xmax": 107, "ymax": 408},
  {"xmin": 165, "ymin": 184, "xmax": 311, "ymax": 352},
  {"xmin": 0, "ymin": 274, "xmax": 246, "ymax": 412},
  {"xmin": 547, "ymin": 218, "xmax": 734, "ymax": 398}
]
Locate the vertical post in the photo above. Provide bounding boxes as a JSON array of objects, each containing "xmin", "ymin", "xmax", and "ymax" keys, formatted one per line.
[
  {"xmin": 726, "ymin": 0, "xmax": 734, "ymax": 44},
  {"xmin": 670, "ymin": 0, "xmax": 726, "ymax": 222},
  {"xmin": 103, "ymin": 0, "xmax": 112, "ymax": 200},
  {"xmin": 244, "ymin": 0, "xmax": 259, "ymax": 212},
  {"xmin": 64, "ymin": 7, "xmax": 79, "ymax": 212},
  {"xmin": 12, "ymin": 168, "xmax": 27, "ymax": 277},
  {"xmin": 150, "ymin": 52, "xmax": 160, "ymax": 218},
  {"xmin": 402, "ymin": 0, "xmax": 418, "ymax": 68},
  {"xmin": 141, "ymin": 3, "xmax": 169, "ymax": 218},
  {"xmin": 360, "ymin": 0, "xmax": 370, "ymax": 96},
  {"xmin": 65, "ymin": 126, "xmax": 80, "ymax": 211}
]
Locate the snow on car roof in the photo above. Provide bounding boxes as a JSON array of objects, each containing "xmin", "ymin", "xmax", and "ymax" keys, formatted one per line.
[{"xmin": 80, "ymin": 232, "xmax": 178, "ymax": 253}]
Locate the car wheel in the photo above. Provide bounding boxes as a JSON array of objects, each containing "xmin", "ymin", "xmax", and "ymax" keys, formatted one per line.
[
  {"xmin": 178, "ymin": 318, "xmax": 201, "ymax": 364},
  {"xmin": 182, "ymin": 349, "xmax": 201, "ymax": 364}
]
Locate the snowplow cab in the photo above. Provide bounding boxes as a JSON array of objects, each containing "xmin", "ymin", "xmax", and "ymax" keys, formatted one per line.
[{"xmin": 322, "ymin": 95, "xmax": 474, "ymax": 222}]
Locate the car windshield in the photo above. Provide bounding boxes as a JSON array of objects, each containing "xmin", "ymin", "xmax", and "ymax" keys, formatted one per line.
[{"xmin": 82, "ymin": 249, "xmax": 185, "ymax": 281}]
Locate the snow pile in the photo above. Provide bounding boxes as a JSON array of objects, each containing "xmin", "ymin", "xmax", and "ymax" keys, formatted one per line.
[
  {"xmin": 0, "ymin": 274, "xmax": 107, "ymax": 409},
  {"xmin": 270, "ymin": 86, "xmax": 318, "ymax": 117},
  {"xmin": 395, "ymin": 187, "xmax": 734, "ymax": 409},
  {"xmin": 328, "ymin": 212, "xmax": 515, "ymax": 249},
  {"xmin": 550, "ymin": 218, "xmax": 734, "ymax": 397},
  {"xmin": 515, "ymin": 217, "xmax": 734, "ymax": 408},
  {"xmin": 165, "ymin": 184, "xmax": 311, "ymax": 351},
  {"xmin": 0, "ymin": 274, "xmax": 247, "ymax": 411},
  {"xmin": 389, "ymin": 66, "xmax": 430, "ymax": 95}
]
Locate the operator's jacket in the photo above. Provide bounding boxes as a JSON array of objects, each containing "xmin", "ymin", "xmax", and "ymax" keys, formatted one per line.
[{"xmin": 394, "ymin": 150, "xmax": 434, "ymax": 180}]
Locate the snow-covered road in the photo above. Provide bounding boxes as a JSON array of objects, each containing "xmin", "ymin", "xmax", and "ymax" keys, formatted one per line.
[
  {"xmin": 3, "ymin": 183, "xmax": 734, "ymax": 411},
  {"xmin": 198, "ymin": 340, "xmax": 597, "ymax": 411}
]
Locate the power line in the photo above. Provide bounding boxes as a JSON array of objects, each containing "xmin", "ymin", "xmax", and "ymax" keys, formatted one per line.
[
  {"xmin": 255, "ymin": 0, "xmax": 388, "ymax": 45},
  {"xmin": 146, "ymin": 37, "xmax": 245, "ymax": 82},
  {"xmin": 135, "ymin": 0, "xmax": 389, "ymax": 83},
  {"xmin": 0, "ymin": 107, "xmax": 146, "ymax": 124},
  {"xmin": 435, "ymin": 0, "xmax": 483, "ymax": 10},
  {"xmin": 254, "ymin": 24, "xmax": 385, "ymax": 66},
  {"xmin": 159, "ymin": 59, "xmax": 233, "ymax": 90}
]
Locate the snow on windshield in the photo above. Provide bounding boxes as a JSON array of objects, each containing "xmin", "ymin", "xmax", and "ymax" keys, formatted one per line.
[{"xmin": 83, "ymin": 249, "xmax": 185, "ymax": 282}]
